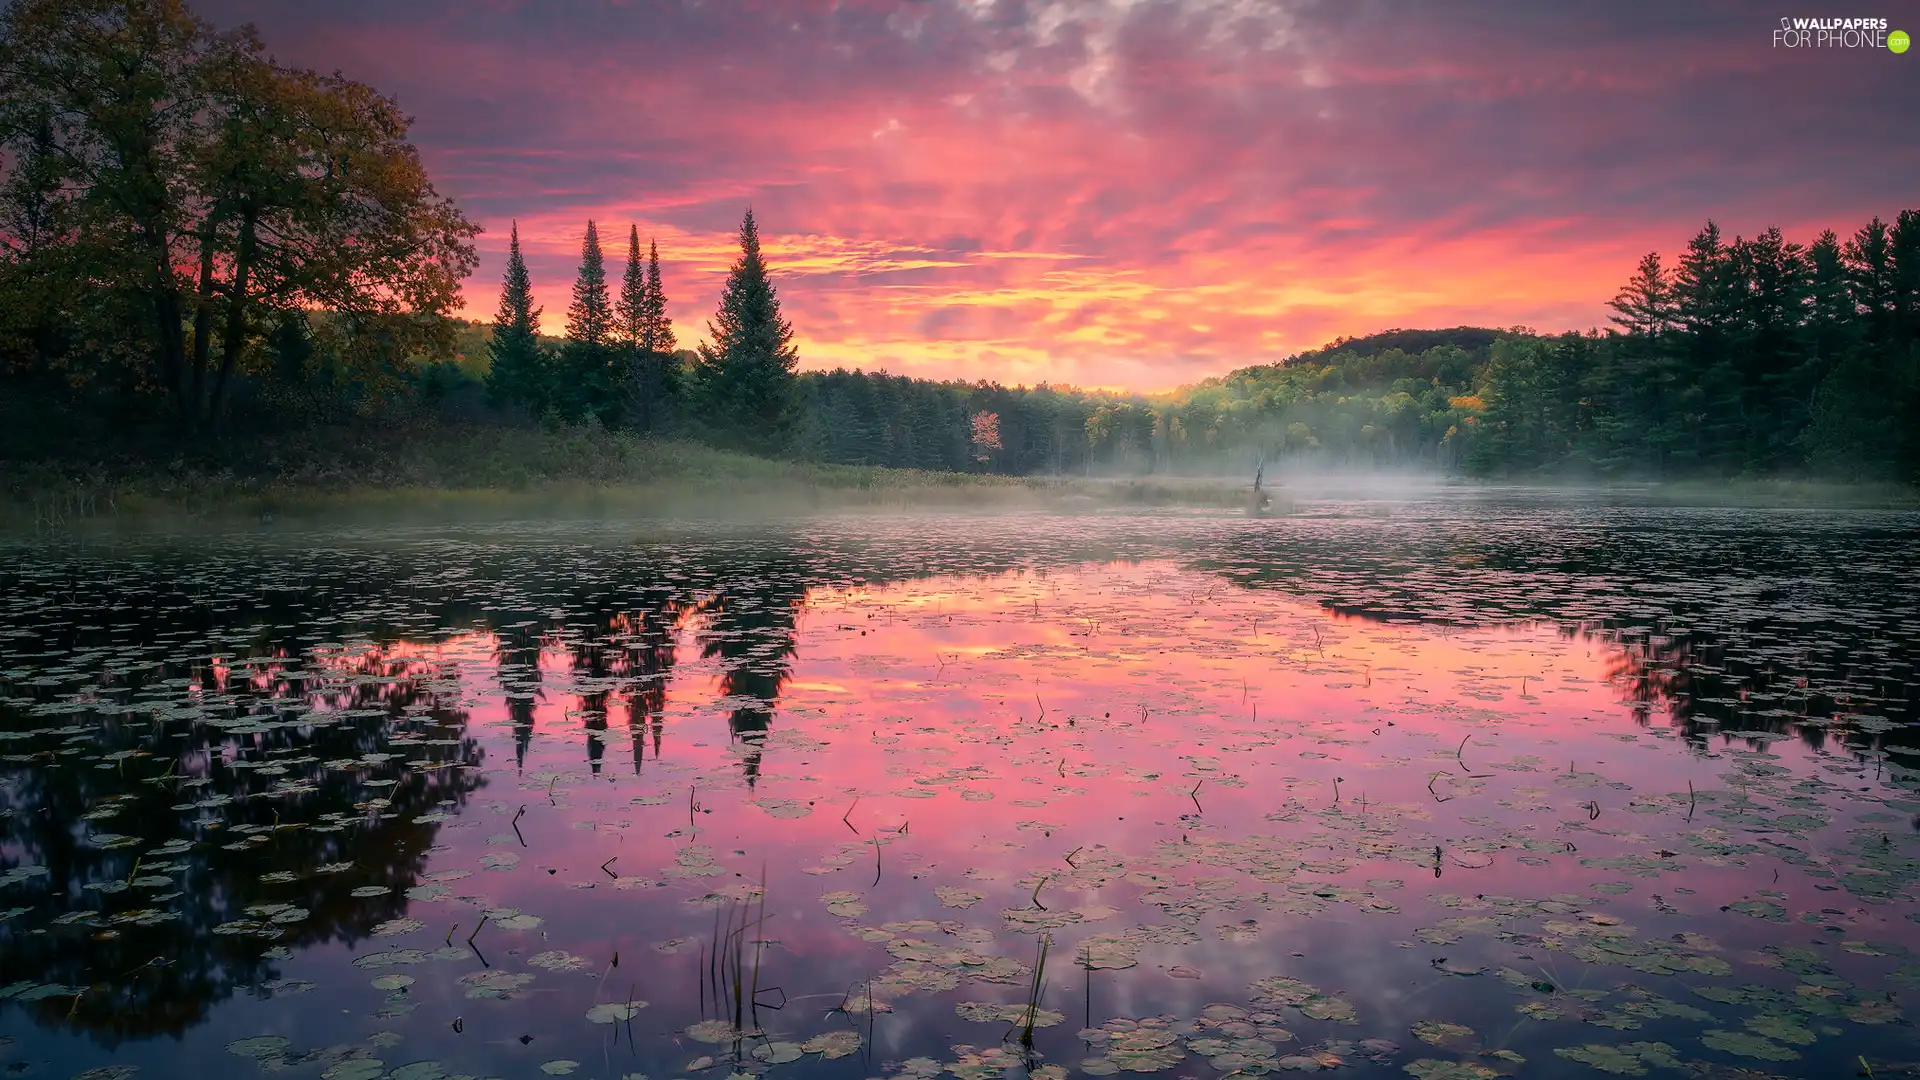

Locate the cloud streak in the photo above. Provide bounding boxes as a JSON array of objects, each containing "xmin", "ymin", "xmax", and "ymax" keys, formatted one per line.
[{"xmin": 200, "ymin": 0, "xmax": 1920, "ymax": 389}]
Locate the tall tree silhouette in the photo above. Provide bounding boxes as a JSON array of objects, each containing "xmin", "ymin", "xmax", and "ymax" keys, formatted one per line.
[
  {"xmin": 485, "ymin": 222, "xmax": 548, "ymax": 413},
  {"xmin": 695, "ymin": 571, "xmax": 807, "ymax": 786},
  {"xmin": 556, "ymin": 220, "xmax": 620, "ymax": 425},
  {"xmin": 623, "ymin": 598, "xmax": 682, "ymax": 774},
  {"xmin": 696, "ymin": 208, "xmax": 799, "ymax": 454},
  {"xmin": 617, "ymin": 228, "xmax": 679, "ymax": 432}
]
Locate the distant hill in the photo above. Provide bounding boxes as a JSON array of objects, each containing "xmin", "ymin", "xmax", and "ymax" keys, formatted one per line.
[
  {"xmin": 1204, "ymin": 326, "xmax": 1527, "ymax": 390},
  {"xmin": 1285, "ymin": 326, "xmax": 1524, "ymax": 366}
]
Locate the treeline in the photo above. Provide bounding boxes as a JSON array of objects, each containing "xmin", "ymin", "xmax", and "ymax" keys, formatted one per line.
[
  {"xmin": 788, "ymin": 210, "xmax": 1920, "ymax": 483},
  {"xmin": 3, "ymin": 3, "xmax": 1915, "ymax": 484},
  {"xmin": 1467, "ymin": 217, "xmax": 1920, "ymax": 480},
  {"xmin": 474, "ymin": 208, "xmax": 804, "ymax": 455}
]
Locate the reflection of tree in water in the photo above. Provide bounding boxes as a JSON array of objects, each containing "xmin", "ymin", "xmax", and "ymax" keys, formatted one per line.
[
  {"xmin": 0, "ymin": 646, "xmax": 483, "ymax": 1043},
  {"xmin": 1195, "ymin": 516, "xmax": 1918, "ymax": 767},
  {"xmin": 696, "ymin": 571, "xmax": 810, "ymax": 787},
  {"xmin": 1318, "ymin": 593, "xmax": 1918, "ymax": 764},
  {"xmin": 560, "ymin": 596, "xmax": 694, "ymax": 776},
  {"xmin": 0, "ymin": 531, "xmax": 1052, "ymax": 1048},
  {"xmin": 1580, "ymin": 619, "xmax": 1920, "ymax": 760},
  {"xmin": 494, "ymin": 619, "xmax": 545, "ymax": 771},
  {"xmin": 617, "ymin": 601, "xmax": 681, "ymax": 775}
]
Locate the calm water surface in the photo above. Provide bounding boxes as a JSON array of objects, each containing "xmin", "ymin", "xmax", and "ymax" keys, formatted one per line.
[{"xmin": 3, "ymin": 492, "xmax": 1919, "ymax": 1080}]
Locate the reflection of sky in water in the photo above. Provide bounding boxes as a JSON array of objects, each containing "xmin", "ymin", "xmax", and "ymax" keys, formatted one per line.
[{"xmin": 2, "ymin": 514, "xmax": 1918, "ymax": 1080}]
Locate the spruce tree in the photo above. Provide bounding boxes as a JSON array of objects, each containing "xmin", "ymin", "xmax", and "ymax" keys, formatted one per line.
[
  {"xmin": 567, "ymin": 219, "xmax": 614, "ymax": 344},
  {"xmin": 617, "ymin": 224, "xmax": 647, "ymax": 347},
  {"xmin": 1890, "ymin": 210, "xmax": 1920, "ymax": 478},
  {"xmin": 484, "ymin": 222, "xmax": 548, "ymax": 414},
  {"xmin": 697, "ymin": 208, "xmax": 799, "ymax": 453},
  {"xmin": 615, "ymin": 229, "xmax": 681, "ymax": 432},
  {"xmin": 557, "ymin": 220, "xmax": 619, "ymax": 424},
  {"xmin": 1670, "ymin": 221, "xmax": 1746, "ymax": 469},
  {"xmin": 640, "ymin": 239, "xmax": 677, "ymax": 355},
  {"xmin": 1607, "ymin": 252, "xmax": 1673, "ymax": 336},
  {"xmin": 639, "ymin": 238, "xmax": 682, "ymax": 429}
]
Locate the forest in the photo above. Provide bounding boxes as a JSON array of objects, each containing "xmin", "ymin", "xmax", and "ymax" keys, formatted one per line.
[{"xmin": 3, "ymin": 0, "xmax": 1917, "ymax": 488}]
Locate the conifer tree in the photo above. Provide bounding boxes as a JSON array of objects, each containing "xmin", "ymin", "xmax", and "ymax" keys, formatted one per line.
[
  {"xmin": 567, "ymin": 219, "xmax": 613, "ymax": 345},
  {"xmin": 697, "ymin": 208, "xmax": 799, "ymax": 453},
  {"xmin": 640, "ymin": 239, "xmax": 677, "ymax": 356},
  {"xmin": 484, "ymin": 222, "xmax": 548, "ymax": 413},
  {"xmin": 615, "ymin": 228, "xmax": 681, "ymax": 432},
  {"xmin": 617, "ymin": 224, "xmax": 647, "ymax": 347},
  {"xmin": 1607, "ymin": 252, "xmax": 1673, "ymax": 336},
  {"xmin": 556, "ymin": 220, "xmax": 619, "ymax": 424}
]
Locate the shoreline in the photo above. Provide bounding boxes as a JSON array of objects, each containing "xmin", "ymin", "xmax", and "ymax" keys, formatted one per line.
[{"xmin": 5, "ymin": 427, "xmax": 1913, "ymax": 534}]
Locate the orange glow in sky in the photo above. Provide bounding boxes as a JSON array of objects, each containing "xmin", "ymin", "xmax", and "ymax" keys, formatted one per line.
[{"xmin": 199, "ymin": 0, "xmax": 1920, "ymax": 391}]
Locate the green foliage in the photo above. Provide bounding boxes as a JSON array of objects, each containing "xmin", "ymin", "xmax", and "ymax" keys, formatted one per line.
[
  {"xmin": 484, "ymin": 223, "xmax": 548, "ymax": 414},
  {"xmin": 554, "ymin": 220, "xmax": 621, "ymax": 426},
  {"xmin": 1469, "ymin": 212, "xmax": 1920, "ymax": 481},
  {"xmin": 695, "ymin": 208, "xmax": 800, "ymax": 454},
  {"xmin": 0, "ymin": 0, "xmax": 478, "ymax": 429},
  {"xmin": 0, "ymin": 2, "xmax": 1912, "ymax": 488},
  {"xmin": 615, "ymin": 229, "xmax": 679, "ymax": 433}
]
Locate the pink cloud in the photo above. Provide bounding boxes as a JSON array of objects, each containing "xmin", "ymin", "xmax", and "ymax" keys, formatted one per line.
[{"xmin": 200, "ymin": 0, "xmax": 1920, "ymax": 388}]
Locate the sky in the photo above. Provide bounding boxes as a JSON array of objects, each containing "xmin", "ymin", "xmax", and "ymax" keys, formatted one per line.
[{"xmin": 198, "ymin": 0, "xmax": 1920, "ymax": 391}]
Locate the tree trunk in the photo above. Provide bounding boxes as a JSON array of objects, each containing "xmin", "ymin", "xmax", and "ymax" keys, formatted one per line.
[
  {"xmin": 207, "ymin": 206, "xmax": 257, "ymax": 431},
  {"xmin": 187, "ymin": 217, "xmax": 222, "ymax": 427},
  {"xmin": 147, "ymin": 256, "xmax": 192, "ymax": 426}
]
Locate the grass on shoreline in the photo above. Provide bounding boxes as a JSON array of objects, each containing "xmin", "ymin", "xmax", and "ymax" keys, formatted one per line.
[
  {"xmin": 5, "ymin": 421, "xmax": 1912, "ymax": 534},
  {"xmin": 1, "ymin": 422, "xmax": 1258, "ymax": 531}
]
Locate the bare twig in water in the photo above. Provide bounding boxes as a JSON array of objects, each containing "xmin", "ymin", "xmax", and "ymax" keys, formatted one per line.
[
  {"xmin": 1013, "ymin": 934, "xmax": 1052, "ymax": 1049},
  {"xmin": 1687, "ymin": 779, "xmax": 1697, "ymax": 824},
  {"xmin": 1455, "ymin": 735, "xmax": 1472, "ymax": 772},
  {"xmin": 466, "ymin": 913, "xmax": 489, "ymax": 947},
  {"xmin": 872, "ymin": 837, "xmax": 883, "ymax": 886},
  {"xmin": 1189, "ymin": 779, "xmax": 1204, "ymax": 813},
  {"xmin": 750, "ymin": 864, "xmax": 767, "ymax": 1023},
  {"xmin": 843, "ymin": 796, "xmax": 860, "ymax": 834},
  {"xmin": 601, "ymin": 856, "xmax": 618, "ymax": 878},
  {"xmin": 1063, "ymin": 846, "xmax": 1082, "ymax": 868},
  {"xmin": 512, "ymin": 805, "xmax": 526, "ymax": 847},
  {"xmin": 1428, "ymin": 773, "xmax": 1453, "ymax": 803},
  {"xmin": 1030, "ymin": 873, "xmax": 1049, "ymax": 911},
  {"xmin": 1082, "ymin": 942, "xmax": 1093, "ymax": 1030}
]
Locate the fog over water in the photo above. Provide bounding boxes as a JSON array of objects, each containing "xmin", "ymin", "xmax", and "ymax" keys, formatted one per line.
[{"xmin": 2, "ymin": 491, "xmax": 1918, "ymax": 1080}]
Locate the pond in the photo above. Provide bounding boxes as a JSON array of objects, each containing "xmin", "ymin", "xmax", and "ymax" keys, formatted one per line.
[{"xmin": 2, "ymin": 492, "xmax": 1918, "ymax": 1080}]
